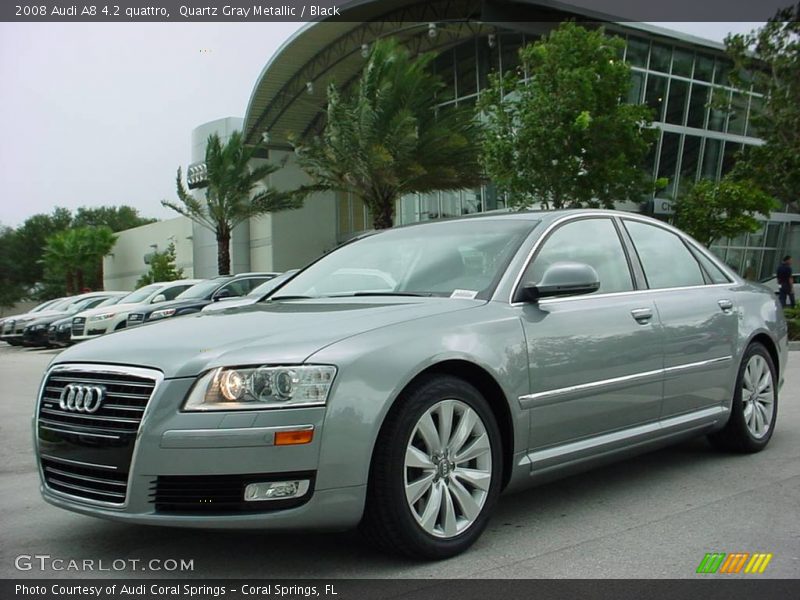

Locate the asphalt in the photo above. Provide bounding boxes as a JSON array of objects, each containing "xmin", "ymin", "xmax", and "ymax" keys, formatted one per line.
[{"xmin": 0, "ymin": 344, "xmax": 798, "ymax": 579}]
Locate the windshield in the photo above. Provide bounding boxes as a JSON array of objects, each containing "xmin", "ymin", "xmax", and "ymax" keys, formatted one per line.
[
  {"xmin": 48, "ymin": 297, "xmax": 79, "ymax": 311},
  {"xmin": 119, "ymin": 284, "xmax": 161, "ymax": 304},
  {"xmin": 31, "ymin": 299, "xmax": 60, "ymax": 312},
  {"xmin": 274, "ymin": 219, "xmax": 536, "ymax": 300},
  {"xmin": 95, "ymin": 296, "xmax": 123, "ymax": 308},
  {"xmin": 176, "ymin": 278, "xmax": 232, "ymax": 300}
]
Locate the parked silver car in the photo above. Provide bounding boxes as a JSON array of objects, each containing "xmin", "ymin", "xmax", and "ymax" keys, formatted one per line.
[{"xmin": 33, "ymin": 211, "xmax": 787, "ymax": 559}]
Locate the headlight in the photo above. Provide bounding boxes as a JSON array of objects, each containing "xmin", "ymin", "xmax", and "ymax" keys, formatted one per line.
[
  {"xmin": 149, "ymin": 308, "xmax": 177, "ymax": 320},
  {"xmin": 89, "ymin": 312, "xmax": 116, "ymax": 322},
  {"xmin": 58, "ymin": 323, "xmax": 70, "ymax": 331},
  {"xmin": 183, "ymin": 365, "xmax": 337, "ymax": 411}
]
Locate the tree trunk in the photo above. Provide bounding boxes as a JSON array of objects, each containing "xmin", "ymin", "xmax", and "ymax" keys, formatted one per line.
[
  {"xmin": 217, "ymin": 230, "xmax": 231, "ymax": 275},
  {"xmin": 96, "ymin": 258, "xmax": 105, "ymax": 290},
  {"xmin": 75, "ymin": 268, "xmax": 85, "ymax": 292},
  {"xmin": 372, "ymin": 198, "xmax": 395, "ymax": 230},
  {"xmin": 65, "ymin": 273, "xmax": 74, "ymax": 295}
]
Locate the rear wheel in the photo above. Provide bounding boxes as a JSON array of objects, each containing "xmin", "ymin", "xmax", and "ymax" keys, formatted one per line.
[
  {"xmin": 708, "ymin": 343, "xmax": 778, "ymax": 453},
  {"xmin": 360, "ymin": 375, "xmax": 502, "ymax": 559}
]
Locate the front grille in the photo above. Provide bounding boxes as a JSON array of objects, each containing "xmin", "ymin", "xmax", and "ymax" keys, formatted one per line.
[
  {"xmin": 41, "ymin": 457, "xmax": 128, "ymax": 504},
  {"xmin": 127, "ymin": 313, "xmax": 143, "ymax": 324},
  {"xmin": 37, "ymin": 367, "xmax": 159, "ymax": 505},
  {"xmin": 151, "ymin": 472, "xmax": 314, "ymax": 514},
  {"xmin": 38, "ymin": 370, "xmax": 155, "ymax": 438},
  {"xmin": 71, "ymin": 317, "xmax": 85, "ymax": 336}
]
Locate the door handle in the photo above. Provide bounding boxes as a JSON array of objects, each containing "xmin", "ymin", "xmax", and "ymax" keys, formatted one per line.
[
  {"xmin": 718, "ymin": 299, "xmax": 734, "ymax": 312},
  {"xmin": 631, "ymin": 308, "xmax": 653, "ymax": 323}
]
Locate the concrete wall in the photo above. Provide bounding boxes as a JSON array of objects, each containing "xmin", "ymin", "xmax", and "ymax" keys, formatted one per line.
[
  {"xmin": 103, "ymin": 217, "xmax": 194, "ymax": 291},
  {"xmin": 264, "ymin": 149, "xmax": 338, "ymax": 271}
]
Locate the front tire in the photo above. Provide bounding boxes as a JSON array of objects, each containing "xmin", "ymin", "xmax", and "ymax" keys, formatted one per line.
[
  {"xmin": 360, "ymin": 375, "xmax": 502, "ymax": 559},
  {"xmin": 708, "ymin": 342, "xmax": 778, "ymax": 453}
]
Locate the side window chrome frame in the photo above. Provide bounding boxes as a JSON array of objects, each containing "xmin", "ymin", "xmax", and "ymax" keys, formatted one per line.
[{"xmin": 502, "ymin": 212, "xmax": 741, "ymax": 306}]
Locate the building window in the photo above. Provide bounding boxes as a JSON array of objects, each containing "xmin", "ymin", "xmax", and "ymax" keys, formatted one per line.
[
  {"xmin": 671, "ymin": 48, "xmax": 694, "ymax": 78},
  {"xmin": 657, "ymin": 132, "xmax": 681, "ymax": 197},
  {"xmin": 679, "ymin": 134, "xmax": 702, "ymax": 192},
  {"xmin": 665, "ymin": 78, "xmax": 689, "ymax": 125},
  {"xmin": 727, "ymin": 91, "xmax": 748, "ymax": 135},
  {"xmin": 694, "ymin": 54, "xmax": 714, "ymax": 82},
  {"xmin": 649, "ymin": 43, "xmax": 672, "ymax": 73},
  {"xmin": 686, "ymin": 83, "xmax": 709, "ymax": 129},
  {"xmin": 628, "ymin": 70, "xmax": 645, "ymax": 104},
  {"xmin": 701, "ymin": 138, "xmax": 722, "ymax": 180},
  {"xmin": 625, "ymin": 36, "xmax": 650, "ymax": 68},
  {"xmin": 645, "ymin": 74, "xmax": 668, "ymax": 121}
]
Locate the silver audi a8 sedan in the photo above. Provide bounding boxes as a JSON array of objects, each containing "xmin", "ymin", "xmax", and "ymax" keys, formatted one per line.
[{"xmin": 34, "ymin": 210, "xmax": 787, "ymax": 559}]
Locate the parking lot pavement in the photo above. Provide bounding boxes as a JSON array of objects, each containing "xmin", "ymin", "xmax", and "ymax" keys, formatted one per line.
[{"xmin": 1, "ymin": 343, "xmax": 798, "ymax": 579}]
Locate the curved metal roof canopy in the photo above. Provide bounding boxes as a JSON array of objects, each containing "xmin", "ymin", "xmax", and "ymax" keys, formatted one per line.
[
  {"xmin": 242, "ymin": 0, "xmax": 727, "ymax": 146},
  {"xmin": 242, "ymin": 0, "xmax": 516, "ymax": 145}
]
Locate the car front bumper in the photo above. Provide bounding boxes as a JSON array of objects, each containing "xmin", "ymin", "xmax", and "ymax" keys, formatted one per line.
[{"xmin": 35, "ymin": 374, "xmax": 366, "ymax": 531}]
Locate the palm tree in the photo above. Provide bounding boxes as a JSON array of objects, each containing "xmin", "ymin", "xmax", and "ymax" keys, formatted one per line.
[
  {"xmin": 292, "ymin": 38, "xmax": 483, "ymax": 229},
  {"xmin": 42, "ymin": 227, "xmax": 118, "ymax": 293},
  {"xmin": 163, "ymin": 131, "xmax": 304, "ymax": 275},
  {"xmin": 83, "ymin": 226, "xmax": 117, "ymax": 288}
]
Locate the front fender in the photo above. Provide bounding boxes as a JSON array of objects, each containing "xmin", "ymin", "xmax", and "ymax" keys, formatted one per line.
[{"xmin": 307, "ymin": 303, "xmax": 530, "ymax": 491}]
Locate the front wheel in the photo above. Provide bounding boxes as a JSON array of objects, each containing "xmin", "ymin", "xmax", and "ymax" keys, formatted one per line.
[
  {"xmin": 708, "ymin": 342, "xmax": 778, "ymax": 453},
  {"xmin": 360, "ymin": 375, "xmax": 502, "ymax": 559}
]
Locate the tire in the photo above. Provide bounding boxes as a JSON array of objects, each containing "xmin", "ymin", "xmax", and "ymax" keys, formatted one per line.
[
  {"xmin": 708, "ymin": 342, "xmax": 778, "ymax": 453},
  {"xmin": 114, "ymin": 322, "xmax": 126, "ymax": 331},
  {"xmin": 359, "ymin": 374, "xmax": 503, "ymax": 559}
]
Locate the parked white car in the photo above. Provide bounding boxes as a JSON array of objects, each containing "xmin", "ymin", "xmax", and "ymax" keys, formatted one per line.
[{"xmin": 70, "ymin": 280, "xmax": 202, "ymax": 341}]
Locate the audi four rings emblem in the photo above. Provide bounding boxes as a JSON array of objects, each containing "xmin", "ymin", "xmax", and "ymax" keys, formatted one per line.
[{"xmin": 59, "ymin": 384, "xmax": 105, "ymax": 413}]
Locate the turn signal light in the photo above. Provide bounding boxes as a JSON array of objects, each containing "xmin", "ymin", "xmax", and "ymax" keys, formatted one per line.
[{"xmin": 274, "ymin": 428, "xmax": 314, "ymax": 446}]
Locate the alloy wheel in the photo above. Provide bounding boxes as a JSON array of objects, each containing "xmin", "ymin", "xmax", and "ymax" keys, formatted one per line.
[
  {"xmin": 741, "ymin": 354, "xmax": 775, "ymax": 439},
  {"xmin": 404, "ymin": 399, "xmax": 492, "ymax": 539}
]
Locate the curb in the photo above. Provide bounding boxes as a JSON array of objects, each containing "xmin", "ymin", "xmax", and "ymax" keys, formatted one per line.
[{"xmin": 789, "ymin": 341, "xmax": 800, "ymax": 352}]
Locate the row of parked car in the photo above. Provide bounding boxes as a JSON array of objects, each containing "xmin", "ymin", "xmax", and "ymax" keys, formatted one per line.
[{"xmin": 0, "ymin": 270, "xmax": 298, "ymax": 349}]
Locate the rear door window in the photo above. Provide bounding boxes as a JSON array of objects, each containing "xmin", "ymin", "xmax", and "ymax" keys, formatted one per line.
[{"xmin": 624, "ymin": 220, "xmax": 705, "ymax": 289}]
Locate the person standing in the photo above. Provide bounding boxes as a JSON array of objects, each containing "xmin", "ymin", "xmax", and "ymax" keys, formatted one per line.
[{"xmin": 776, "ymin": 255, "xmax": 795, "ymax": 308}]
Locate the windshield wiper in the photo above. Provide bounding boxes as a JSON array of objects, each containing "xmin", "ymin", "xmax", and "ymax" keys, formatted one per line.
[
  {"xmin": 350, "ymin": 292, "xmax": 431, "ymax": 297},
  {"xmin": 268, "ymin": 295, "xmax": 314, "ymax": 301}
]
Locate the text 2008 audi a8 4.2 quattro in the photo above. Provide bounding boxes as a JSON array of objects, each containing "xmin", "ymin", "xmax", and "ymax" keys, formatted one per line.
[{"xmin": 34, "ymin": 210, "xmax": 787, "ymax": 559}]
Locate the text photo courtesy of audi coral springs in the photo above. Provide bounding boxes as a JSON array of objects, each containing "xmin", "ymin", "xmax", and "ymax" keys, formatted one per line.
[{"xmin": 34, "ymin": 212, "xmax": 788, "ymax": 559}]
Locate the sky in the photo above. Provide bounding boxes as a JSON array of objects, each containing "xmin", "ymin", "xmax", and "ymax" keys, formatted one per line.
[{"xmin": 0, "ymin": 21, "xmax": 762, "ymax": 227}]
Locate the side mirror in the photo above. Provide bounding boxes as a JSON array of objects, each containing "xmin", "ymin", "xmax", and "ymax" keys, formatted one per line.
[
  {"xmin": 213, "ymin": 289, "xmax": 233, "ymax": 302},
  {"xmin": 519, "ymin": 262, "xmax": 600, "ymax": 302},
  {"xmin": 151, "ymin": 294, "xmax": 166, "ymax": 304}
]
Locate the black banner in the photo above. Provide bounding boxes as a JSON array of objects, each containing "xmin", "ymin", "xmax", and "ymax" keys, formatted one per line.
[
  {"xmin": 0, "ymin": 0, "xmax": 797, "ymax": 23},
  {"xmin": 4, "ymin": 580, "xmax": 800, "ymax": 600}
]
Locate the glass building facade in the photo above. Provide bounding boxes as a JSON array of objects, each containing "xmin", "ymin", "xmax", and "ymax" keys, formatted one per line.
[{"xmin": 334, "ymin": 25, "xmax": 798, "ymax": 280}]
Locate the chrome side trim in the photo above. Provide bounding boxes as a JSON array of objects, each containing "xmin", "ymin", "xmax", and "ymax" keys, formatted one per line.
[
  {"xmin": 160, "ymin": 424, "xmax": 315, "ymax": 449},
  {"xmin": 519, "ymin": 356, "xmax": 732, "ymax": 409},
  {"xmin": 526, "ymin": 405, "xmax": 728, "ymax": 467}
]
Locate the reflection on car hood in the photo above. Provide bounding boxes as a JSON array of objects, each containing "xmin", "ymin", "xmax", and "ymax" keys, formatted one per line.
[
  {"xmin": 53, "ymin": 298, "xmax": 483, "ymax": 378},
  {"xmin": 201, "ymin": 297, "xmax": 259, "ymax": 313}
]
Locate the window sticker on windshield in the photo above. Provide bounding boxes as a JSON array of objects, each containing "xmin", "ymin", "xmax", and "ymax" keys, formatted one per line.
[{"xmin": 450, "ymin": 289, "xmax": 478, "ymax": 299}]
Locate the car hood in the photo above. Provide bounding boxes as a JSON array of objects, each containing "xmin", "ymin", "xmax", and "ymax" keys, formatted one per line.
[
  {"xmin": 74, "ymin": 302, "xmax": 151, "ymax": 318},
  {"xmin": 53, "ymin": 297, "xmax": 483, "ymax": 378}
]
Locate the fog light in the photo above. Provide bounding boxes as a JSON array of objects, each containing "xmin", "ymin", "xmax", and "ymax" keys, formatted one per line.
[{"xmin": 243, "ymin": 480, "xmax": 310, "ymax": 502}]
